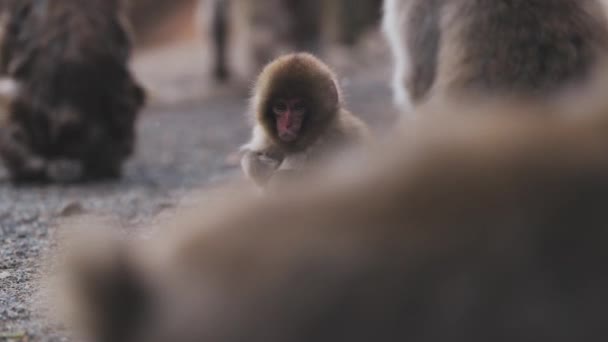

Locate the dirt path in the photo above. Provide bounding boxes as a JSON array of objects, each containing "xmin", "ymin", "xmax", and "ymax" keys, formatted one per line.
[{"xmin": 0, "ymin": 36, "xmax": 398, "ymax": 341}]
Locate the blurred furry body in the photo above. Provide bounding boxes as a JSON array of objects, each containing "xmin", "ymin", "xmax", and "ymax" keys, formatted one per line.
[
  {"xmin": 383, "ymin": 0, "xmax": 608, "ymax": 111},
  {"xmin": 61, "ymin": 98, "xmax": 608, "ymax": 342},
  {"xmin": 0, "ymin": 0, "xmax": 145, "ymax": 182}
]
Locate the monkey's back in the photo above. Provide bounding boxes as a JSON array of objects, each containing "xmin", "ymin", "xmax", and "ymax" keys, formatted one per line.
[
  {"xmin": 407, "ymin": 0, "xmax": 608, "ymax": 102},
  {"xmin": 63, "ymin": 106, "xmax": 608, "ymax": 342},
  {"xmin": 0, "ymin": 0, "xmax": 145, "ymax": 181},
  {"xmin": 301, "ymin": 109, "xmax": 371, "ymax": 167}
]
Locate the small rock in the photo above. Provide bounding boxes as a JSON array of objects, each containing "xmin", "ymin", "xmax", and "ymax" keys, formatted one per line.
[
  {"xmin": 0, "ymin": 271, "xmax": 10, "ymax": 279},
  {"xmin": 58, "ymin": 202, "xmax": 85, "ymax": 217},
  {"xmin": 154, "ymin": 202, "xmax": 174, "ymax": 214}
]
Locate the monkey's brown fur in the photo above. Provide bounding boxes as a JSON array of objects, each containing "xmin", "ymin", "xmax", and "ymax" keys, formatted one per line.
[
  {"xmin": 241, "ymin": 53, "xmax": 370, "ymax": 187},
  {"xmin": 0, "ymin": 0, "xmax": 145, "ymax": 182},
  {"xmin": 384, "ymin": 0, "xmax": 608, "ymax": 108},
  {"xmin": 61, "ymin": 99, "xmax": 608, "ymax": 342}
]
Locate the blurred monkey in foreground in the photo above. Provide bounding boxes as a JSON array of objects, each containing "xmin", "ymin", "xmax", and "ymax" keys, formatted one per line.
[
  {"xmin": 60, "ymin": 99, "xmax": 608, "ymax": 342},
  {"xmin": 0, "ymin": 0, "xmax": 145, "ymax": 182},
  {"xmin": 383, "ymin": 0, "xmax": 608, "ymax": 112},
  {"xmin": 240, "ymin": 53, "xmax": 371, "ymax": 188},
  {"xmin": 199, "ymin": 0, "xmax": 382, "ymax": 82}
]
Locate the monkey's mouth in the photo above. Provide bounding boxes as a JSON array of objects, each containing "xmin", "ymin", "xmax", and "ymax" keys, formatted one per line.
[{"xmin": 279, "ymin": 132, "xmax": 298, "ymax": 142}]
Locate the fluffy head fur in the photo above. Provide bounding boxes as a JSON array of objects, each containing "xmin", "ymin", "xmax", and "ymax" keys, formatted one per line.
[{"xmin": 251, "ymin": 53, "xmax": 342, "ymax": 152}]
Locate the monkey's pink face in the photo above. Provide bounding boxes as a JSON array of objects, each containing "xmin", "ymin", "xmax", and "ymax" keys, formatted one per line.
[{"xmin": 273, "ymin": 98, "xmax": 306, "ymax": 143}]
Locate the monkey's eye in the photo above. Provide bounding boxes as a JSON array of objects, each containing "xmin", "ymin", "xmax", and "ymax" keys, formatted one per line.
[
  {"xmin": 273, "ymin": 102, "xmax": 288, "ymax": 114},
  {"xmin": 292, "ymin": 102, "xmax": 306, "ymax": 112}
]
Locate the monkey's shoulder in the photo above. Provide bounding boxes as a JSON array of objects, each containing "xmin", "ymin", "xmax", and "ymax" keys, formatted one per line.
[{"xmin": 329, "ymin": 109, "xmax": 372, "ymax": 145}]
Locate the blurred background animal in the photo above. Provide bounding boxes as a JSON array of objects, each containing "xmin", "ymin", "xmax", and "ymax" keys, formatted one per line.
[
  {"xmin": 198, "ymin": 0, "xmax": 383, "ymax": 82},
  {"xmin": 0, "ymin": 0, "xmax": 145, "ymax": 183},
  {"xmin": 383, "ymin": 0, "xmax": 608, "ymax": 113}
]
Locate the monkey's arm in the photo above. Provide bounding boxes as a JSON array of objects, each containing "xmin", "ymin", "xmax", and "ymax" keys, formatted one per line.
[
  {"xmin": 240, "ymin": 124, "xmax": 286, "ymax": 186},
  {"xmin": 0, "ymin": 80, "xmax": 47, "ymax": 180},
  {"xmin": 0, "ymin": 124, "xmax": 87, "ymax": 182},
  {"xmin": 0, "ymin": 124, "xmax": 46, "ymax": 181},
  {"xmin": 240, "ymin": 149, "xmax": 284, "ymax": 186},
  {"xmin": 0, "ymin": 80, "xmax": 84, "ymax": 183}
]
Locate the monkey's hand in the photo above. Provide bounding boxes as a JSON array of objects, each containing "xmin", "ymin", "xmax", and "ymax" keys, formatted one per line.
[{"xmin": 241, "ymin": 150, "xmax": 283, "ymax": 186}]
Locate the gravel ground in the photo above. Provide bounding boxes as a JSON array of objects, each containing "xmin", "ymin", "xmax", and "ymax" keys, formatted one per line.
[{"xmin": 0, "ymin": 36, "xmax": 398, "ymax": 341}]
